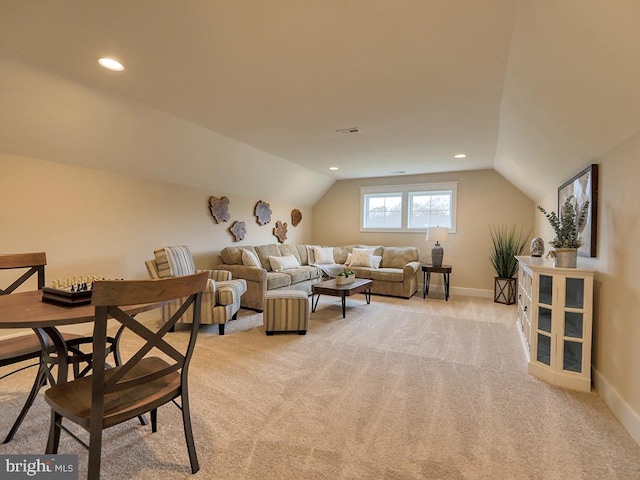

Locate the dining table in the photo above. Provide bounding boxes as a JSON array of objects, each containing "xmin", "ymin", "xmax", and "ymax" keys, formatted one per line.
[
  {"xmin": 0, "ymin": 289, "xmax": 164, "ymax": 391},
  {"xmin": 0, "ymin": 290, "xmax": 166, "ymax": 452}
]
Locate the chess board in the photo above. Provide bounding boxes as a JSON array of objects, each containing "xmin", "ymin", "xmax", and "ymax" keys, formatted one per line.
[{"xmin": 42, "ymin": 285, "xmax": 93, "ymax": 306}]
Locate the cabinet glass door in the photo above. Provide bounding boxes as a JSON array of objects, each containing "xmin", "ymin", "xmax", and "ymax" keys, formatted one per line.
[
  {"xmin": 537, "ymin": 334, "xmax": 551, "ymax": 365},
  {"xmin": 539, "ymin": 275, "xmax": 552, "ymax": 305},
  {"xmin": 563, "ymin": 341, "xmax": 583, "ymax": 373},
  {"xmin": 564, "ymin": 312, "xmax": 584, "ymax": 338},
  {"xmin": 565, "ymin": 278, "xmax": 584, "ymax": 308}
]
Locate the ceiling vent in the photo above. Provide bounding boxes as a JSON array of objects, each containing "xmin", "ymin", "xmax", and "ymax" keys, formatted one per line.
[{"xmin": 336, "ymin": 127, "xmax": 360, "ymax": 134}]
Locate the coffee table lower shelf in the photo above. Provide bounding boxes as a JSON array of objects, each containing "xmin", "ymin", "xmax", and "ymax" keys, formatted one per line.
[{"xmin": 311, "ymin": 278, "xmax": 372, "ymax": 318}]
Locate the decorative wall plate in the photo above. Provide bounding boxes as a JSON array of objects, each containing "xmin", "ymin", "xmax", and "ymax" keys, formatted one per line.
[
  {"xmin": 229, "ymin": 221, "xmax": 246, "ymax": 242},
  {"xmin": 255, "ymin": 200, "xmax": 272, "ymax": 225},
  {"xmin": 273, "ymin": 220, "xmax": 288, "ymax": 243},
  {"xmin": 209, "ymin": 196, "xmax": 230, "ymax": 223},
  {"xmin": 291, "ymin": 208, "xmax": 302, "ymax": 226}
]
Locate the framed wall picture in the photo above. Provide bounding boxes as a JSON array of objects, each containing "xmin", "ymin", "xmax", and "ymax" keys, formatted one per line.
[{"xmin": 558, "ymin": 164, "xmax": 598, "ymax": 257}]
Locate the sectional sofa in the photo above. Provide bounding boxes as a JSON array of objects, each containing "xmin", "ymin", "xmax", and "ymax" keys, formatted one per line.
[{"xmin": 213, "ymin": 244, "xmax": 421, "ymax": 310}]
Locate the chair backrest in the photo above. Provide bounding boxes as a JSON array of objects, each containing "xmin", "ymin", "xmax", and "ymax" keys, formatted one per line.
[
  {"xmin": 0, "ymin": 252, "xmax": 46, "ymax": 295},
  {"xmin": 152, "ymin": 246, "xmax": 196, "ymax": 278},
  {"xmin": 89, "ymin": 272, "xmax": 208, "ymax": 408}
]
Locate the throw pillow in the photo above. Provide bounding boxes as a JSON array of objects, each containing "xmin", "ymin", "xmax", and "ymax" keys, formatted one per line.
[
  {"xmin": 241, "ymin": 249, "xmax": 261, "ymax": 268},
  {"xmin": 349, "ymin": 248, "xmax": 375, "ymax": 268},
  {"xmin": 269, "ymin": 255, "xmax": 300, "ymax": 272},
  {"xmin": 346, "ymin": 252, "xmax": 381, "ymax": 268},
  {"xmin": 154, "ymin": 246, "xmax": 196, "ymax": 278},
  {"xmin": 312, "ymin": 246, "xmax": 335, "ymax": 264}
]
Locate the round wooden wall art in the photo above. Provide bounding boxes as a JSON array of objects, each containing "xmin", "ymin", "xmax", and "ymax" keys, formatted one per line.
[
  {"xmin": 209, "ymin": 196, "xmax": 230, "ymax": 223},
  {"xmin": 273, "ymin": 221, "xmax": 288, "ymax": 243},
  {"xmin": 291, "ymin": 209, "xmax": 302, "ymax": 226},
  {"xmin": 229, "ymin": 221, "xmax": 246, "ymax": 242},
  {"xmin": 255, "ymin": 200, "xmax": 272, "ymax": 225}
]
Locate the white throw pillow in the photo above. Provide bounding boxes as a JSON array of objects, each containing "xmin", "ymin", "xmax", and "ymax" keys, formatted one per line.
[
  {"xmin": 269, "ymin": 255, "xmax": 300, "ymax": 272},
  {"xmin": 241, "ymin": 249, "xmax": 261, "ymax": 268},
  {"xmin": 344, "ymin": 253, "xmax": 352, "ymax": 266},
  {"xmin": 312, "ymin": 246, "xmax": 335, "ymax": 264},
  {"xmin": 349, "ymin": 248, "xmax": 375, "ymax": 268},
  {"xmin": 372, "ymin": 255, "xmax": 382, "ymax": 269}
]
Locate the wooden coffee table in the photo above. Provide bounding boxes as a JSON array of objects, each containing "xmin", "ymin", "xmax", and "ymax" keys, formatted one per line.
[{"xmin": 311, "ymin": 278, "xmax": 372, "ymax": 318}]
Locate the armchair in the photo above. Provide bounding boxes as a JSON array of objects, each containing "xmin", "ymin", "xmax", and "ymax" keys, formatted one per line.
[{"xmin": 145, "ymin": 246, "xmax": 246, "ymax": 335}]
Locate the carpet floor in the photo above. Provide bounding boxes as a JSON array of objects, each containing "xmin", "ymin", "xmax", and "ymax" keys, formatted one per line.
[{"xmin": 1, "ymin": 293, "xmax": 640, "ymax": 479}]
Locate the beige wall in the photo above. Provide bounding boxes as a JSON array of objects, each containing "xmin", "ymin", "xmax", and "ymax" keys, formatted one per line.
[
  {"xmin": 312, "ymin": 169, "xmax": 534, "ymax": 295},
  {"xmin": 0, "ymin": 153, "xmax": 312, "ymax": 335},
  {"xmin": 535, "ymin": 132, "xmax": 640, "ymax": 442}
]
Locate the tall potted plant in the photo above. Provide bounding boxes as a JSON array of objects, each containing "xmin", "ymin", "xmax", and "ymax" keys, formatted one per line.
[
  {"xmin": 489, "ymin": 225, "xmax": 530, "ymax": 304},
  {"xmin": 537, "ymin": 195, "xmax": 589, "ymax": 268}
]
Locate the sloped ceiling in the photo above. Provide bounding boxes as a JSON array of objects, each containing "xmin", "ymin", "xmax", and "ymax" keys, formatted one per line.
[{"xmin": 1, "ymin": 1, "xmax": 639, "ymax": 204}]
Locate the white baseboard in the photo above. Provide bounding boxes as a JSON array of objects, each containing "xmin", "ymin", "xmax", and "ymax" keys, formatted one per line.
[
  {"xmin": 593, "ymin": 368, "xmax": 640, "ymax": 446},
  {"xmin": 420, "ymin": 283, "xmax": 492, "ymax": 299}
]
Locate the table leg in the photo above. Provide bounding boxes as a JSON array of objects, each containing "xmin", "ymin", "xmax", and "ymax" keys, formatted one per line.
[
  {"xmin": 341, "ymin": 296, "xmax": 346, "ymax": 318},
  {"xmin": 365, "ymin": 288, "xmax": 371, "ymax": 304},
  {"xmin": 312, "ymin": 293, "xmax": 320, "ymax": 312},
  {"xmin": 423, "ymin": 272, "xmax": 431, "ymax": 298},
  {"xmin": 444, "ymin": 272, "xmax": 450, "ymax": 301}
]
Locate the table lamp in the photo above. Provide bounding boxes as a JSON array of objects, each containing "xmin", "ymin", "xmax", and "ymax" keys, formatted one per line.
[{"xmin": 426, "ymin": 227, "xmax": 449, "ymax": 267}]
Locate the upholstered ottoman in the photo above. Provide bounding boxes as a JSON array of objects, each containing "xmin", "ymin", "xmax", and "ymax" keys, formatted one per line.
[{"xmin": 263, "ymin": 290, "xmax": 309, "ymax": 335}]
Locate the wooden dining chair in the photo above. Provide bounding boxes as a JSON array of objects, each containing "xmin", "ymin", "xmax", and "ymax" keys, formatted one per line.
[
  {"xmin": 44, "ymin": 271, "xmax": 208, "ymax": 480},
  {"xmin": 0, "ymin": 252, "xmax": 137, "ymax": 444},
  {"xmin": 0, "ymin": 252, "xmax": 85, "ymax": 443}
]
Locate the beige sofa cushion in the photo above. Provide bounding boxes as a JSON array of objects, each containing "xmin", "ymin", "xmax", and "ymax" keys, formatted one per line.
[
  {"xmin": 266, "ymin": 272, "xmax": 292, "ymax": 289},
  {"xmin": 220, "ymin": 246, "xmax": 259, "ymax": 265},
  {"xmin": 255, "ymin": 244, "xmax": 281, "ymax": 271},
  {"xmin": 381, "ymin": 247, "xmax": 419, "ymax": 269}
]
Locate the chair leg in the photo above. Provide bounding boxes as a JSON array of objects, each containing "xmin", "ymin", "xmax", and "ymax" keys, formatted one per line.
[
  {"xmin": 46, "ymin": 411, "xmax": 62, "ymax": 454},
  {"xmin": 87, "ymin": 419, "xmax": 103, "ymax": 480},
  {"xmin": 181, "ymin": 393, "xmax": 200, "ymax": 474},
  {"xmin": 151, "ymin": 408, "xmax": 158, "ymax": 433},
  {"xmin": 218, "ymin": 324, "xmax": 225, "ymax": 335},
  {"xmin": 3, "ymin": 364, "xmax": 46, "ymax": 444}
]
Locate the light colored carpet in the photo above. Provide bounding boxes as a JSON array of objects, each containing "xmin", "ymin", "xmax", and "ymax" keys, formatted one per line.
[{"xmin": 1, "ymin": 294, "xmax": 640, "ymax": 479}]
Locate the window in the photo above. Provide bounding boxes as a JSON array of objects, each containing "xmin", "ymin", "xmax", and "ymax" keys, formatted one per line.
[{"xmin": 361, "ymin": 182, "xmax": 457, "ymax": 233}]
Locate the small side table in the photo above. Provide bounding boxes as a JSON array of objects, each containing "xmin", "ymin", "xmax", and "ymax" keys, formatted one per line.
[{"xmin": 422, "ymin": 264, "xmax": 452, "ymax": 301}]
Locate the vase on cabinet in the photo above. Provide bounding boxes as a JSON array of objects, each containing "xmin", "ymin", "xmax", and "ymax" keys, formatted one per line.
[{"xmin": 551, "ymin": 248, "xmax": 578, "ymax": 268}]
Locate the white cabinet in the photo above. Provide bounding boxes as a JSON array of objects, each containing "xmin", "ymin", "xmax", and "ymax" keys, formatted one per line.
[{"xmin": 515, "ymin": 256, "xmax": 594, "ymax": 392}]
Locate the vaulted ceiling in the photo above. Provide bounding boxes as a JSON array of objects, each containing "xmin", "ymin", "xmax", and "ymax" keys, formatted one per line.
[{"xmin": 1, "ymin": 1, "xmax": 639, "ymax": 204}]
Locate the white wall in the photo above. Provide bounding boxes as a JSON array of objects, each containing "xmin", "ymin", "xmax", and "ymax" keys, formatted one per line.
[
  {"xmin": 312, "ymin": 169, "xmax": 534, "ymax": 296},
  {"xmin": 0, "ymin": 153, "xmax": 312, "ymax": 336}
]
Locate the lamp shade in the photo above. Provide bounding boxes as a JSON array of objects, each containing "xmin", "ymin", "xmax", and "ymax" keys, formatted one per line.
[{"xmin": 426, "ymin": 227, "xmax": 449, "ymax": 243}]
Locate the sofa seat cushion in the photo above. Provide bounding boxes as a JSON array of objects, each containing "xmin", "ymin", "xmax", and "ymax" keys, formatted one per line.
[
  {"xmin": 282, "ymin": 267, "xmax": 312, "ymax": 284},
  {"xmin": 300, "ymin": 265, "xmax": 322, "ymax": 279},
  {"xmin": 369, "ymin": 268, "xmax": 404, "ymax": 282},
  {"xmin": 266, "ymin": 272, "xmax": 292, "ymax": 289}
]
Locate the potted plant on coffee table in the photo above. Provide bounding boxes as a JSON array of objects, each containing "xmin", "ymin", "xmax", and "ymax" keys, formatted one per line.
[
  {"xmin": 537, "ymin": 195, "xmax": 589, "ymax": 268},
  {"xmin": 489, "ymin": 225, "xmax": 530, "ymax": 304},
  {"xmin": 336, "ymin": 269, "xmax": 356, "ymax": 285}
]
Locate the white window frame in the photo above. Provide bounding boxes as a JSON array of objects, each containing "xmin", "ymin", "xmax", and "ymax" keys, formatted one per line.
[{"xmin": 360, "ymin": 182, "xmax": 458, "ymax": 233}]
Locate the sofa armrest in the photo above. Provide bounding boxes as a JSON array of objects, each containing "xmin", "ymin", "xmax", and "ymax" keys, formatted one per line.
[
  {"xmin": 211, "ymin": 264, "xmax": 267, "ymax": 283},
  {"xmin": 403, "ymin": 261, "xmax": 421, "ymax": 278},
  {"xmin": 198, "ymin": 269, "xmax": 232, "ymax": 282}
]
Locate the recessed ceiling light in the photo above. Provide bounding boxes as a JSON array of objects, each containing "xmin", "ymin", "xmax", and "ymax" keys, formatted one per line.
[
  {"xmin": 98, "ymin": 57, "xmax": 124, "ymax": 71},
  {"xmin": 336, "ymin": 127, "xmax": 360, "ymax": 134},
  {"xmin": 329, "ymin": 167, "xmax": 339, "ymax": 171},
  {"xmin": 454, "ymin": 154, "xmax": 467, "ymax": 159},
  {"xmin": 392, "ymin": 170, "xmax": 406, "ymax": 174}
]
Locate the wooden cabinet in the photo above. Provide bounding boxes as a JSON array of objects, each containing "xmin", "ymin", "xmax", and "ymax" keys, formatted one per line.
[{"xmin": 515, "ymin": 256, "xmax": 594, "ymax": 392}]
